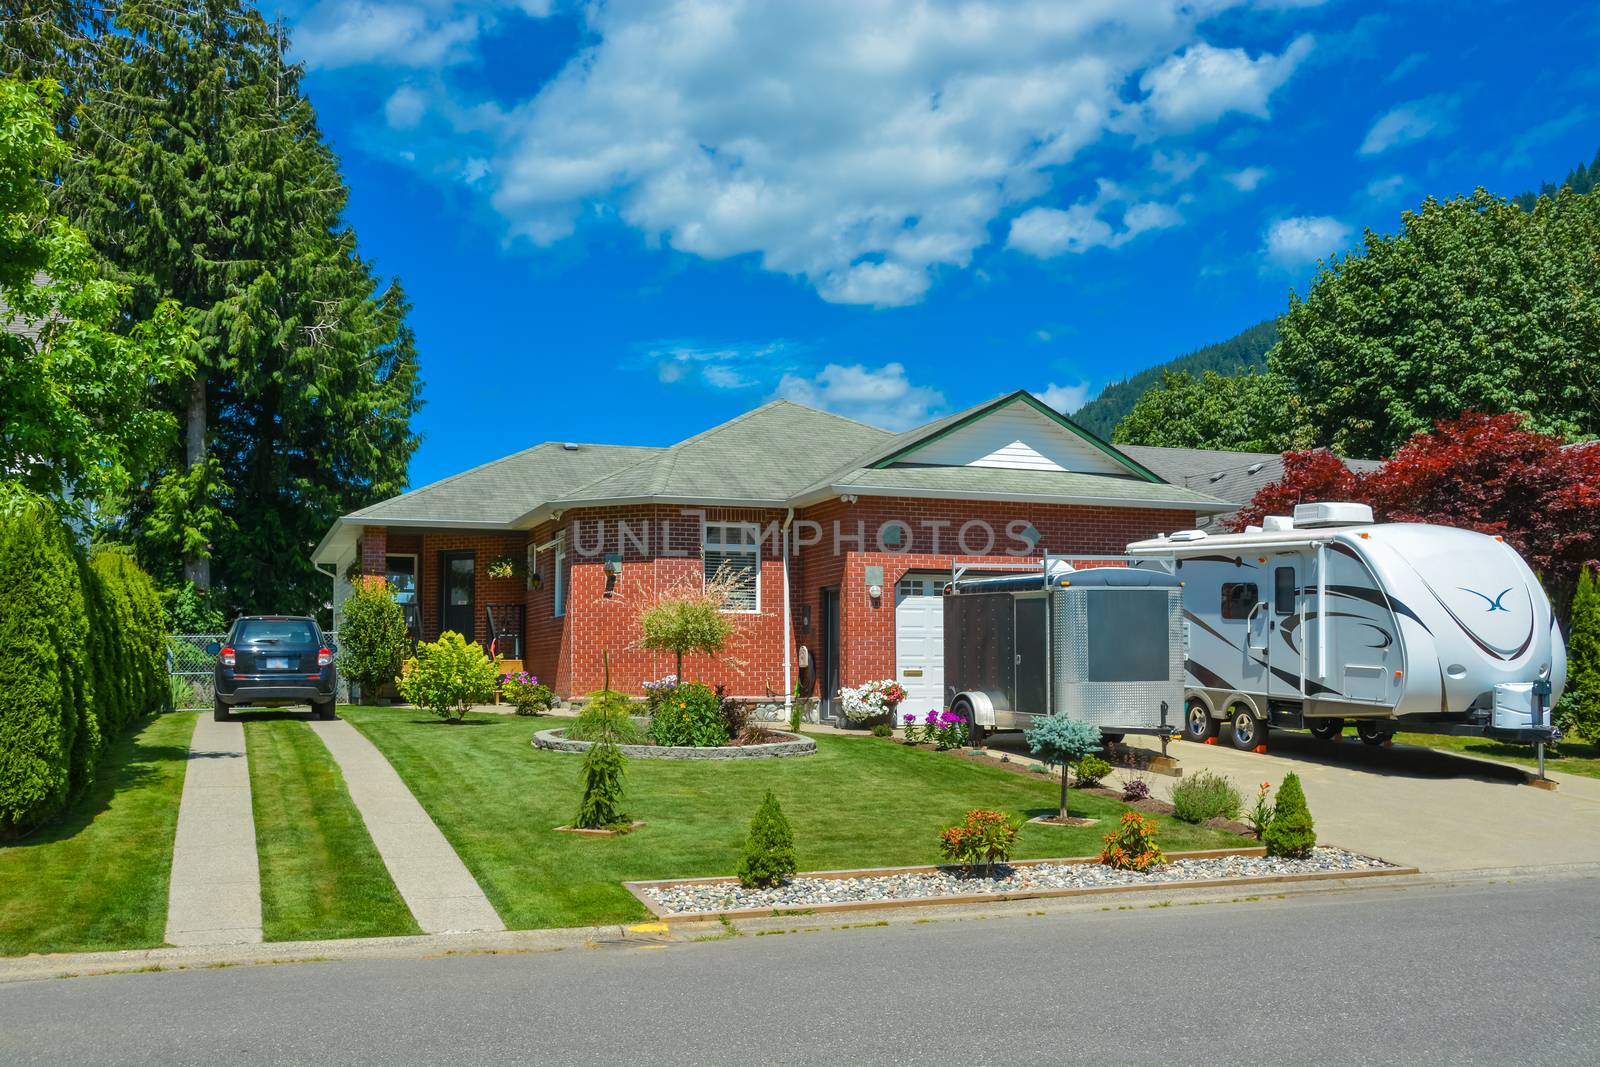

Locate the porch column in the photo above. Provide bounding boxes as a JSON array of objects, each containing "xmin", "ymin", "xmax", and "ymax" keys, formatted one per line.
[{"xmin": 360, "ymin": 526, "xmax": 388, "ymax": 578}]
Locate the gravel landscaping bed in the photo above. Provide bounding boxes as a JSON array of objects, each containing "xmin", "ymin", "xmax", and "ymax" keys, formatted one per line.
[{"xmin": 639, "ymin": 848, "xmax": 1398, "ymax": 916}]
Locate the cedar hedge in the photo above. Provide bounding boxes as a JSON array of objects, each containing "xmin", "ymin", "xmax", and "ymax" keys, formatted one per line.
[{"xmin": 0, "ymin": 500, "xmax": 167, "ymax": 834}]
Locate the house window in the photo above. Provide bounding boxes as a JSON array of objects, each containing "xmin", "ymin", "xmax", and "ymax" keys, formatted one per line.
[
  {"xmin": 385, "ymin": 554, "xmax": 420, "ymax": 636},
  {"xmin": 1221, "ymin": 582, "xmax": 1259, "ymax": 621},
  {"xmin": 703, "ymin": 522, "xmax": 759, "ymax": 612},
  {"xmin": 552, "ymin": 533, "xmax": 568, "ymax": 618}
]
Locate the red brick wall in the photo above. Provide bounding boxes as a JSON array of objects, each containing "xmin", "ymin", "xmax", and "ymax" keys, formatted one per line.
[{"xmin": 375, "ymin": 498, "xmax": 1196, "ymax": 701}]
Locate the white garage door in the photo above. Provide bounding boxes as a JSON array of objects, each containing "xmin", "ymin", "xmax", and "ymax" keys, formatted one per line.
[{"xmin": 895, "ymin": 574, "xmax": 948, "ymax": 720}]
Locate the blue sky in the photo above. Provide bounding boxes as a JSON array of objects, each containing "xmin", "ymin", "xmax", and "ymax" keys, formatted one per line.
[{"xmin": 266, "ymin": 0, "xmax": 1600, "ymax": 488}]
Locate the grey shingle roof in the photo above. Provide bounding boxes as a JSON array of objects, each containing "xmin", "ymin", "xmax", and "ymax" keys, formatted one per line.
[
  {"xmin": 1115, "ymin": 444, "xmax": 1381, "ymax": 527},
  {"xmin": 346, "ymin": 442, "xmax": 661, "ymax": 526},
  {"xmin": 830, "ymin": 464, "xmax": 1233, "ymax": 511}
]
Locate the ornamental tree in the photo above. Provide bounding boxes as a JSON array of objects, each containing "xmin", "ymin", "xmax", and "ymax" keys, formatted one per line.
[
  {"xmin": 1229, "ymin": 449, "xmax": 1361, "ymax": 532},
  {"xmin": 336, "ymin": 576, "xmax": 410, "ymax": 697},
  {"xmin": 1025, "ymin": 716, "xmax": 1101, "ymax": 820},
  {"xmin": 637, "ymin": 581, "xmax": 736, "ymax": 683}
]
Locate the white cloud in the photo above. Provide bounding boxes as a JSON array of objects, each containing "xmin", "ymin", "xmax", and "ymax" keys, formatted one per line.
[
  {"xmin": 1123, "ymin": 201, "xmax": 1182, "ymax": 236},
  {"xmin": 775, "ymin": 363, "xmax": 945, "ymax": 430},
  {"xmin": 1151, "ymin": 149, "xmax": 1206, "ymax": 183},
  {"xmin": 438, "ymin": 1, "xmax": 1317, "ymax": 306},
  {"xmin": 1137, "ymin": 36, "xmax": 1313, "ymax": 131},
  {"xmin": 1359, "ymin": 96, "xmax": 1454, "ymax": 155},
  {"xmin": 384, "ymin": 86, "xmax": 428, "ymax": 129},
  {"xmin": 1224, "ymin": 166, "xmax": 1268, "ymax": 191},
  {"xmin": 1007, "ymin": 181, "xmax": 1180, "ymax": 258},
  {"xmin": 290, "ymin": 1, "xmax": 552, "ymax": 70},
  {"xmin": 1263, "ymin": 215, "xmax": 1352, "ymax": 267},
  {"xmin": 1036, "ymin": 382, "xmax": 1093, "ymax": 414},
  {"xmin": 643, "ymin": 340, "xmax": 789, "ymax": 390},
  {"xmin": 1365, "ymin": 174, "xmax": 1407, "ymax": 201}
]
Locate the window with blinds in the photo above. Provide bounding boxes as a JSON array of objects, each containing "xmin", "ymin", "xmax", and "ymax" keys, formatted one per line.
[{"xmin": 703, "ymin": 522, "xmax": 759, "ymax": 611}]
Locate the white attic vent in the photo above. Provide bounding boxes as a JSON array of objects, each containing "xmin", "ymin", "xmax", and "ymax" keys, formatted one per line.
[
  {"xmin": 1247, "ymin": 462, "xmax": 1264, "ymax": 475},
  {"xmin": 562, "ymin": 443, "xmax": 580, "ymax": 451},
  {"xmin": 1262, "ymin": 515, "xmax": 1295, "ymax": 531},
  {"xmin": 1208, "ymin": 471, "xmax": 1226, "ymax": 482},
  {"xmin": 1293, "ymin": 501, "xmax": 1374, "ymax": 528}
]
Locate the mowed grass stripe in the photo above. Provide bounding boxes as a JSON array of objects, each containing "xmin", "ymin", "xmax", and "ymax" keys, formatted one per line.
[
  {"xmin": 244, "ymin": 716, "xmax": 420, "ymax": 942},
  {"xmin": 343, "ymin": 707, "xmax": 1239, "ymax": 931},
  {"xmin": 0, "ymin": 712, "xmax": 197, "ymax": 957}
]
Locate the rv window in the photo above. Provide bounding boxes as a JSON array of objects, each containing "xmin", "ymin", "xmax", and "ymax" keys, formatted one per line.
[
  {"xmin": 1274, "ymin": 567, "xmax": 1296, "ymax": 615},
  {"xmin": 1221, "ymin": 583, "xmax": 1259, "ymax": 620}
]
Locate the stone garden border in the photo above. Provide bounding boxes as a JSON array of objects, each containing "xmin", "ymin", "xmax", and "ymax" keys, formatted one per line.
[
  {"xmin": 532, "ymin": 728, "xmax": 817, "ymax": 760},
  {"xmin": 622, "ymin": 847, "xmax": 1419, "ymax": 922}
]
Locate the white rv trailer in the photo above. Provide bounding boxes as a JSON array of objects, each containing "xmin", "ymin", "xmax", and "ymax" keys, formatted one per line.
[{"xmin": 1125, "ymin": 502, "xmax": 1567, "ymax": 755}]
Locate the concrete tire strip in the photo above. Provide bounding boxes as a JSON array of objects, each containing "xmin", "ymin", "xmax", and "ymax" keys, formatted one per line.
[
  {"xmin": 307, "ymin": 719, "xmax": 505, "ymax": 934},
  {"xmin": 165, "ymin": 715, "xmax": 263, "ymax": 946}
]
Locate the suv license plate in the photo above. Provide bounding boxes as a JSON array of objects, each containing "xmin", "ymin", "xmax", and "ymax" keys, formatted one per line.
[{"xmin": 264, "ymin": 657, "xmax": 290, "ymax": 670}]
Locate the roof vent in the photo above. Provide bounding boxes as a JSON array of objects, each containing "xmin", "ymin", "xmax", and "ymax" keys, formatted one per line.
[
  {"xmin": 562, "ymin": 443, "xmax": 580, "ymax": 451},
  {"xmin": 1207, "ymin": 471, "xmax": 1226, "ymax": 482},
  {"xmin": 1262, "ymin": 515, "xmax": 1294, "ymax": 531},
  {"xmin": 1293, "ymin": 501, "xmax": 1374, "ymax": 528},
  {"xmin": 1167, "ymin": 529, "xmax": 1208, "ymax": 542},
  {"xmin": 1246, "ymin": 462, "xmax": 1264, "ymax": 475}
]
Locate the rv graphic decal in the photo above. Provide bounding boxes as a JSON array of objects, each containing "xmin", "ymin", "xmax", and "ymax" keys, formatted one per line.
[
  {"xmin": 1184, "ymin": 659, "xmax": 1234, "ymax": 692},
  {"xmin": 1461, "ymin": 587, "xmax": 1514, "ymax": 612},
  {"xmin": 1426, "ymin": 586, "xmax": 1535, "ymax": 661}
]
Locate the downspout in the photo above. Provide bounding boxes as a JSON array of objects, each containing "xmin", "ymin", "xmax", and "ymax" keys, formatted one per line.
[{"xmin": 782, "ymin": 507, "xmax": 795, "ymax": 715}]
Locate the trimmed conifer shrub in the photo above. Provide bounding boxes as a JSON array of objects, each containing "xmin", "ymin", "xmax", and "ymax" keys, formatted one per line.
[
  {"xmin": 737, "ymin": 791, "xmax": 797, "ymax": 888},
  {"xmin": 575, "ymin": 737, "xmax": 627, "ymax": 829},
  {"xmin": 1558, "ymin": 565, "xmax": 1599, "ymax": 743},
  {"xmin": 1263, "ymin": 771, "xmax": 1316, "ymax": 858}
]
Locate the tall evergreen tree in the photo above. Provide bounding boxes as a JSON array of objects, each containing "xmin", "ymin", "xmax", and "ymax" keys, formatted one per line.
[{"xmin": 3, "ymin": 1, "xmax": 421, "ymax": 617}]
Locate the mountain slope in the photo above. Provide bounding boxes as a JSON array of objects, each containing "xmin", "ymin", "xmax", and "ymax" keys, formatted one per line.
[{"xmin": 1070, "ymin": 319, "xmax": 1277, "ymax": 440}]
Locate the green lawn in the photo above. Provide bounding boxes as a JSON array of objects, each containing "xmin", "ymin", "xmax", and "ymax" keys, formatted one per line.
[
  {"xmin": 243, "ymin": 716, "xmax": 420, "ymax": 942},
  {"xmin": 343, "ymin": 707, "xmax": 1240, "ymax": 930},
  {"xmin": 0, "ymin": 712, "xmax": 196, "ymax": 956},
  {"xmin": 1394, "ymin": 732, "xmax": 1600, "ymax": 780}
]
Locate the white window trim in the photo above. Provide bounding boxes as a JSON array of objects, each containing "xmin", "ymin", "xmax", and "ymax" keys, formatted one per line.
[
  {"xmin": 552, "ymin": 533, "xmax": 568, "ymax": 618},
  {"xmin": 703, "ymin": 521, "xmax": 761, "ymax": 614}
]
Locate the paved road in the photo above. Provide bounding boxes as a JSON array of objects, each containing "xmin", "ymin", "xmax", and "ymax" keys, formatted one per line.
[{"xmin": 3, "ymin": 873, "xmax": 1595, "ymax": 1066}]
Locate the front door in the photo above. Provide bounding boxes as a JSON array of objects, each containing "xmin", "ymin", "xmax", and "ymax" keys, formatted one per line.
[
  {"xmin": 440, "ymin": 551, "xmax": 476, "ymax": 641},
  {"xmin": 819, "ymin": 587, "xmax": 840, "ymax": 719},
  {"xmin": 1269, "ymin": 559, "xmax": 1304, "ymax": 696},
  {"xmin": 894, "ymin": 574, "xmax": 948, "ymax": 717}
]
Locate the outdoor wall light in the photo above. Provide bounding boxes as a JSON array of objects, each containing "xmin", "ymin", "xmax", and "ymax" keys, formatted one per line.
[{"xmin": 868, "ymin": 584, "xmax": 883, "ymax": 600}]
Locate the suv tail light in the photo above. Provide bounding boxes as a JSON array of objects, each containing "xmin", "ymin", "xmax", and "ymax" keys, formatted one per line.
[
  {"xmin": 317, "ymin": 647, "xmax": 333, "ymax": 667},
  {"xmin": 220, "ymin": 646, "xmax": 236, "ymax": 667}
]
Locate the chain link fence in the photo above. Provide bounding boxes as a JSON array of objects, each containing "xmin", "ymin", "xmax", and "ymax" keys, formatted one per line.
[{"xmin": 166, "ymin": 632, "xmax": 351, "ymax": 711}]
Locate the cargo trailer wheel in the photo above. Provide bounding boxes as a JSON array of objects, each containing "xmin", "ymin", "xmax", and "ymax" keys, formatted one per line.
[
  {"xmin": 1356, "ymin": 720, "xmax": 1393, "ymax": 747},
  {"xmin": 1229, "ymin": 710, "xmax": 1265, "ymax": 750},
  {"xmin": 1184, "ymin": 701, "xmax": 1217, "ymax": 743},
  {"xmin": 953, "ymin": 697, "xmax": 984, "ymax": 747},
  {"xmin": 1308, "ymin": 718, "xmax": 1343, "ymax": 742}
]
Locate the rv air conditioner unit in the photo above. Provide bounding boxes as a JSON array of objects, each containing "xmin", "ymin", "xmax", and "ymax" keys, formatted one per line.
[{"xmin": 1292, "ymin": 502, "xmax": 1374, "ymax": 528}]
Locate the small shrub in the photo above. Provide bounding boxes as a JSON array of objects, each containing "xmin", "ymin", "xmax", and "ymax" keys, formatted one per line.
[
  {"xmin": 1074, "ymin": 754, "xmax": 1112, "ymax": 787},
  {"xmin": 716, "ymin": 685, "xmax": 749, "ymax": 740},
  {"xmin": 396, "ymin": 631, "xmax": 500, "ymax": 721},
  {"xmin": 739, "ymin": 724, "xmax": 775, "ymax": 745},
  {"xmin": 1099, "ymin": 811, "xmax": 1167, "ymax": 872},
  {"xmin": 1025, "ymin": 716, "xmax": 1101, "ymax": 819},
  {"xmin": 575, "ymin": 737, "xmax": 627, "ymax": 829},
  {"xmin": 788, "ymin": 699, "xmax": 803, "ymax": 733},
  {"xmin": 648, "ymin": 681, "xmax": 725, "ymax": 747},
  {"xmin": 642, "ymin": 673, "xmax": 678, "ymax": 713},
  {"xmin": 938, "ymin": 809, "xmax": 1019, "ymax": 872},
  {"xmin": 336, "ymin": 576, "xmax": 410, "ymax": 696},
  {"xmin": 1121, "ymin": 776, "xmax": 1152, "ymax": 803},
  {"xmin": 569, "ymin": 691, "xmax": 644, "ymax": 744},
  {"xmin": 1244, "ymin": 781, "xmax": 1276, "ymax": 840},
  {"xmin": 737, "ymin": 791, "xmax": 797, "ymax": 888},
  {"xmin": 501, "ymin": 671, "xmax": 554, "ymax": 715},
  {"xmin": 1170, "ymin": 770, "xmax": 1243, "ymax": 824},
  {"xmin": 870, "ymin": 722, "xmax": 893, "ymax": 737},
  {"xmin": 1263, "ymin": 772, "xmax": 1316, "ymax": 858}
]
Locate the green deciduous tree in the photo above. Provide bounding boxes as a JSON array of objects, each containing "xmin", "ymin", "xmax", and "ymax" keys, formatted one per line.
[
  {"xmin": 1112, "ymin": 369, "xmax": 1310, "ymax": 453},
  {"xmin": 1, "ymin": 77, "xmax": 191, "ymax": 510},
  {"xmin": 1270, "ymin": 189, "xmax": 1600, "ymax": 457}
]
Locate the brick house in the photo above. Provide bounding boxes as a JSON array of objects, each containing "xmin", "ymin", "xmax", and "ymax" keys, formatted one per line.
[{"xmin": 311, "ymin": 391, "xmax": 1229, "ymax": 716}]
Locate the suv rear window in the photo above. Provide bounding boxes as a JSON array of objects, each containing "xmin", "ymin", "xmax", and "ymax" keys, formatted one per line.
[{"xmin": 233, "ymin": 619, "xmax": 318, "ymax": 645}]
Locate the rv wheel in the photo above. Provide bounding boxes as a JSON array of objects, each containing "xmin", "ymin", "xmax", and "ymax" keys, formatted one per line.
[
  {"xmin": 1183, "ymin": 702, "xmax": 1217, "ymax": 743},
  {"xmin": 1308, "ymin": 718, "xmax": 1343, "ymax": 742},
  {"xmin": 1229, "ymin": 710, "xmax": 1265, "ymax": 750},
  {"xmin": 1356, "ymin": 721, "xmax": 1393, "ymax": 747}
]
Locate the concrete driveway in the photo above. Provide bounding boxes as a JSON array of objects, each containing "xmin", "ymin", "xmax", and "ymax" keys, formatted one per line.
[{"xmin": 983, "ymin": 729, "xmax": 1600, "ymax": 872}]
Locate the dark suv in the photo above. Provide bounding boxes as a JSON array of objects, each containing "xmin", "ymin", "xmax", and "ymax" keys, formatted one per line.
[{"xmin": 210, "ymin": 616, "xmax": 338, "ymax": 721}]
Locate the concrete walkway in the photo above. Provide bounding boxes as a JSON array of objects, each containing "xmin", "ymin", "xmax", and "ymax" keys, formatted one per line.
[
  {"xmin": 165, "ymin": 716, "xmax": 262, "ymax": 946},
  {"xmin": 307, "ymin": 719, "xmax": 504, "ymax": 934}
]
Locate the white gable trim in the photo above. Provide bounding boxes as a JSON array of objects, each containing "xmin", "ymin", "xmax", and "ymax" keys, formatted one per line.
[{"xmin": 892, "ymin": 402, "xmax": 1130, "ymax": 475}]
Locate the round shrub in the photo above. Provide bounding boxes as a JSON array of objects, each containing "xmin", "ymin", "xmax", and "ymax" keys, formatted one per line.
[
  {"xmin": 501, "ymin": 672, "xmax": 554, "ymax": 716},
  {"xmin": 737, "ymin": 790, "xmax": 797, "ymax": 888},
  {"xmin": 1170, "ymin": 770, "xmax": 1243, "ymax": 824},
  {"xmin": 1121, "ymin": 777, "xmax": 1152, "ymax": 802},
  {"xmin": 396, "ymin": 631, "xmax": 499, "ymax": 721},
  {"xmin": 1263, "ymin": 771, "xmax": 1317, "ymax": 858},
  {"xmin": 1074, "ymin": 754, "xmax": 1112, "ymax": 787},
  {"xmin": 337, "ymin": 575, "xmax": 410, "ymax": 696},
  {"xmin": 1099, "ymin": 811, "xmax": 1167, "ymax": 872},
  {"xmin": 938, "ymin": 809, "xmax": 1019, "ymax": 872},
  {"xmin": 648, "ymin": 681, "xmax": 724, "ymax": 747}
]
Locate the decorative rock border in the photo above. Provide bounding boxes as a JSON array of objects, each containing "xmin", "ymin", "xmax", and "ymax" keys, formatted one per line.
[
  {"xmin": 623, "ymin": 846, "xmax": 1417, "ymax": 921},
  {"xmin": 532, "ymin": 728, "xmax": 817, "ymax": 760}
]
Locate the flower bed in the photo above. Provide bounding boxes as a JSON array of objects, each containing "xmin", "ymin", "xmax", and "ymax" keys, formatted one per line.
[
  {"xmin": 532, "ymin": 728, "xmax": 817, "ymax": 760},
  {"xmin": 627, "ymin": 847, "xmax": 1410, "ymax": 919}
]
